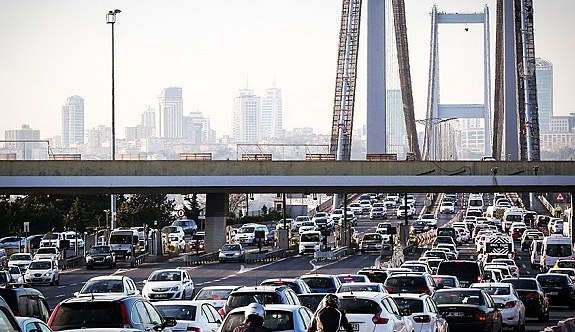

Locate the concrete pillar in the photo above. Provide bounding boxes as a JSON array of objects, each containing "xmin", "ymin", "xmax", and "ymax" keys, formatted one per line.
[
  {"xmin": 204, "ymin": 193, "xmax": 228, "ymax": 253},
  {"xmin": 503, "ymin": 0, "xmax": 519, "ymax": 160},
  {"xmin": 367, "ymin": 0, "xmax": 386, "ymax": 154}
]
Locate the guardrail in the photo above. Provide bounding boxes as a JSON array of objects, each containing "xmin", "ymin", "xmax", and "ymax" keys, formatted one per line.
[
  {"xmin": 58, "ymin": 256, "xmax": 83, "ymax": 270},
  {"xmin": 376, "ymin": 246, "xmax": 404, "ymax": 269},
  {"xmin": 544, "ymin": 317, "xmax": 575, "ymax": 331},
  {"xmin": 313, "ymin": 246, "xmax": 349, "ymax": 261},
  {"xmin": 245, "ymin": 249, "xmax": 286, "ymax": 264},
  {"xmin": 184, "ymin": 251, "xmax": 219, "ymax": 266},
  {"xmin": 538, "ymin": 194, "xmax": 554, "ymax": 215},
  {"xmin": 130, "ymin": 252, "xmax": 149, "ymax": 267}
]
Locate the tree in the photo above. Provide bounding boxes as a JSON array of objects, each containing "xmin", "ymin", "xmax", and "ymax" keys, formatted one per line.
[
  {"xmin": 261, "ymin": 205, "xmax": 268, "ymax": 215},
  {"xmin": 228, "ymin": 194, "xmax": 246, "ymax": 217},
  {"xmin": 118, "ymin": 194, "xmax": 176, "ymax": 229},
  {"xmin": 183, "ymin": 194, "xmax": 202, "ymax": 221}
]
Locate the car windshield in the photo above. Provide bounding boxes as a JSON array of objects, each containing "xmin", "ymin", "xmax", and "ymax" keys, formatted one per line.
[
  {"xmin": 433, "ymin": 290, "xmax": 484, "ymax": 305},
  {"xmin": 363, "ymin": 234, "xmax": 381, "ymax": 241},
  {"xmin": 501, "ymin": 279, "xmax": 537, "ymax": 290},
  {"xmin": 172, "ymin": 220, "xmax": 196, "ymax": 228},
  {"xmin": 238, "ymin": 227, "xmax": 255, "ymax": 234},
  {"xmin": 149, "ymin": 271, "xmax": 181, "ymax": 281},
  {"xmin": 109, "ymin": 235, "xmax": 132, "ymax": 244},
  {"xmin": 50, "ymin": 302, "xmax": 123, "ymax": 329},
  {"xmin": 81, "ymin": 280, "xmax": 124, "ymax": 294},
  {"xmin": 393, "ymin": 298, "xmax": 424, "ymax": 313},
  {"xmin": 222, "ymin": 245, "xmax": 241, "ymax": 251},
  {"xmin": 196, "ymin": 288, "xmax": 234, "ymax": 300},
  {"xmin": 42, "ymin": 233, "xmax": 59, "ymax": 240},
  {"xmin": 37, "ymin": 248, "xmax": 56, "ymax": 254},
  {"xmin": 433, "ymin": 276, "xmax": 457, "ymax": 288},
  {"xmin": 155, "ymin": 304, "xmax": 197, "ymax": 321},
  {"xmin": 339, "ymin": 284, "xmax": 380, "ymax": 292},
  {"xmin": 89, "ymin": 246, "xmax": 110, "ymax": 254},
  {"xmin": 228, "ymin": 293, "xmax": 281, "ymax": 309},
  {"xmin": 547, "ymin": 244, "xmax": 572, "ymax": 257},
  {"xmin": 301, "ymin": 234, "xmax": 320, "ymax": 242},
  {"xmin": 29, "ymin": 261, "xmax": 52, "ymax": 270},
  {"xmin": 10, "ymin": 254, "xmax": 31, "ymax": 260},
  {"xmin": 386, "ymin": 277, "xmax": 425, "ymax": 287}
]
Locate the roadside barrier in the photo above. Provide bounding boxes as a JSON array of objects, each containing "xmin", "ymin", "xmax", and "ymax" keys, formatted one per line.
[
  {"xmin": 58, "ymin": 256, "xmax": 83, "ymax": 270},
  {"xmin": 130, "ymin": 252, "xmax": 148, "ymax": 267},
  {"xmin": 376, "ymin": 246, "xmax": 404, "ymax": 269},
  {"xmin": 314, "ymin": 246, "xmax": 349, "ymax": 261},
  {"xmin": 184, "ymin": 251, "xmax": 219, "ymax": 266}
]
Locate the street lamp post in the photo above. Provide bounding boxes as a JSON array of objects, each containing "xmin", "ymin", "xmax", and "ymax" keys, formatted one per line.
[{"xmin": 107, "ymin": 9, "xmax": 121, "ymax": 230}]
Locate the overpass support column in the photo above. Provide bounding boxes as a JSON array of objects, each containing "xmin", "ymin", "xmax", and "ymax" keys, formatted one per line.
[{"xmin": 204, "ymin": 193, "xmax": 228, "ymax": 253}]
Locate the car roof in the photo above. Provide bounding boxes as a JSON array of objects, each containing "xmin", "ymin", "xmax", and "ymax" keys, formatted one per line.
[
  {"xmin": 389, "ymin": 293, "xmax": 429, "ymax": 300},
  {"xmin": 232, "ymin": 286, "xmax": 286, "ymax": 293},
  {"xmin": 87, "ymin": 275, "xmax": 129, "ymax": 281},
  {"xmin": 336, "ymin": 291, "xmax": 389, "ymax": 300},
  {"xmin": 470, "ymin": 282, "xmax": 510, "ymax": 288},
  {"xmin": 199, "ymin": 285, "xmax": 242, "ymax": 291},
  {"xmin": 227, "ymin": 304, "xmax": 305, "ymax": 316},
  {"xmin": 60, "ymin": 294, "xmax": 139, "ymax": 303},
  {"xmin": 153, "ymin": 300, "xmax": 215, "ymax": 306}
]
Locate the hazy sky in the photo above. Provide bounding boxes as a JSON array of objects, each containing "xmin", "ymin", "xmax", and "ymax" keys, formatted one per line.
[{"xmin": 1, "ymin": 0, "xmax": 573, "ymax": 139}]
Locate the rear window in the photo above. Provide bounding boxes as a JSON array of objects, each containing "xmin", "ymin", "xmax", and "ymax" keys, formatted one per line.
[
  {"xmin": 557, "ymin": 261, "xmax": 575, "ymax": 268},
  {"xmin": 471, "ymin": 286, "xmax": 510, "ymax": 295},
  {"xmin": 358, "ymin": 271, "xmax": 387, "ymax": 283},
  {"xmin": 537, "ymin": 275, "xmax": 570, "ymax": 286},
  {"xmin": 437, "ymin": 229, "xmax": 455, "ymax": 237},
  {"xmin": 546, "ymin": 244, "xmax": 572, "ymax": 257},
  {"xmin": 220, "ymin": 310, "xmax": 294, "ymax": 332},
  {"xmin": 228, "ymin": 293, "xmax": 281, "ymax": 309},
  {"xmin": 437, "ymin": 262, "xmax": 481, "ymax": 283},
  {"xmin": 302, "ymin": 277, "xmax": 335, "ymax": 289},
  {"xmin": 155, "ymin": 304, "xmax": 197, "ymax": 321},
  {"xmin": 393, "ymin": 298, "xmax": 424, "ymax": 313},
  {"xmin": 385, "ymin": 276, "xmax": 425, "ymax": 287},
  {"xmin": 339, "ymin": 298, "xmax": 380, "ymax": 314},
  {"xmin": 362, "ymin": 234, "xmax": 382, "ymax": 241},
  {"xmin": 50, "ymin": 302, "xmax": 123, "ymax": 330},
  {"xmin": 432, "ymin": 290, "xmax": 484, "ymax": 305},
  {"xmin": 337, "ymin": 275, "xmax": 366, "ymax": 283},
  {"xmin": 501, "ymin": 279, "xmax": 537, "ymax": 290},
  {"xmin": 298, "ymin": 294, "xmax": 326, "ymax": 312},
  {"xmin": 432, "ymin": 276, "xmax": 457, "ymax": 288},
  {"xmin": 195, "ymin": 288, "xmax": 234, "ymax": 301}
]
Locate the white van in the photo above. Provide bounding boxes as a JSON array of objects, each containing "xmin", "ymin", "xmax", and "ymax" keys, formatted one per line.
[
  {"xmin": 530, "ymin": 240, "xmax": 543, "ymax": 270},
  {"xmin": 502, "ymin": 208, "xmax": 524, "ymax": 233},
  {"xmin": 233, "ymin": 223, "xmax": 269, "ymax": 246},
  {"xmin": 299, "ymin": 231, "xmax": 322, "ymax": 255},
  {"xmin": 468, "ymin": 195, "xmax": 484, "ymax": 210},
  {"xmin": 540, "ymin": 234, "xmax": 574, "ymax": 272},
  {"xmin": 109, "ymin": 228, "xmax": 140, "ymax": 261}
]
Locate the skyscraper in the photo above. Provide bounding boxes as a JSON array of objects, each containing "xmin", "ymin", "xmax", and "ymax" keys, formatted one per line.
[
  {"xmin": 158, "ymin": 87, "xmax": 183, "ymax": 138},
  {"xmin": 535, "ymin": 58, "xmax": 553, "ymax": 132},
  {"xmin": 183, "ymin": 111, "xmax": 215, "ymax": 144},
  {"xmin": 232, "ymin": 89, "xmax": 260, "ymax": 142},
  {"xmin": 261, "ymin": 87, "xmax": 283, "ymax": 139},
  {"xmin": 61, "ymin": 95, "xmax": 85, "ymax": 147},
  {"xmin": 141, "ymin": 106, "xmax": 156, "ymax": 129}
]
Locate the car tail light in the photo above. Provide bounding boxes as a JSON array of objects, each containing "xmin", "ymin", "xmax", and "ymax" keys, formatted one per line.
[
  {"xmin": 218, "ymin": 308, "xmax": 226, "ymax": 317},
  {"xmin": 120, "ymin": 302, "xmax": 131, "ymax": 328},
  {"xmin": 372, "ymin": 310, "xmax": 389, "ymax": 324},
  {"xmin": 417, "ymin": 286, "xmax": 430, "ymax": 294},
  {"xmin": 475, "ymin": 311, "xmax": 487, "ymax": 322},
  {"xmin": 526, "ymin": 292, "xmax": 539, "ymax": 300},
  {"xmin": 47, "ymin": 304, "xmax": 60, "ymax": 327},
  {"xmin": 187, "ymin": 327, "xmax": 201, "ymax": 332},
  {"xmin": 413, "ymin": 315, "xmax": 431, "ymax": 323},
  {"xmin": 385, "ymin": 286, "xmax": 394, "ymax": 293},
  {"xmin": 477, "ymin": 275, "xmax": 483, "ymax": 282},
  {"xmin": 505, "ymin": 301, "xmax": 516, "ymax": 308}
]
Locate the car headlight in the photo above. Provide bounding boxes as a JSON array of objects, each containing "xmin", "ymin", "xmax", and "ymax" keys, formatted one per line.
[
  {"xmin": 105, "ymin": 255, "xmax": 112, "ymax": 260},
  {"xmin": 233, "ymin": 252, "xmax": 240, "ymax": 256},
  {"xmin": 170, "ymin": 285, "xmax": 180, "ymax": 291},
  {"xmin": 44, "ymin": 272, "xmax": 52, "ymax": 277}
]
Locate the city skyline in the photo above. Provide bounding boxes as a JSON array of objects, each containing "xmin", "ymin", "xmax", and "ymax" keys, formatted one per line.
[{"xmin": 1, "ymin": 0, "xmax": 574, "ymax": 140}]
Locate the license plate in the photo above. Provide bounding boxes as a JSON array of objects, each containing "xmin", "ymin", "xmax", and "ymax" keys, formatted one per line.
[
  {"xmin": 445, "ymin": 312, "xmax": 464, "ymax": 317},
  {"xmin": 547, "ymin": 292, "xmax": 558, "ymax": 295},
  {"xmin": 340, "ymin": 323, "xmax": 359, "ymax": 331},
  {"xmin": 154, "ymin": 294, "xmax": 168, "ymax": 298}
]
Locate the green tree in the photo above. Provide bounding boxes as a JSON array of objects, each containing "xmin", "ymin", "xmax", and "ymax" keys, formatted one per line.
[
  {"xmin": 118, "ymin": 194, "xmax": 176, "ymax": 229},
  {"xmin": 183, "ymin": 194, "xmax": 202, "ymax": 221}
]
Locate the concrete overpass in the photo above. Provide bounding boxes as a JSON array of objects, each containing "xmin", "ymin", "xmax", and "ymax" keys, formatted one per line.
[
  {"xmin": 1, "ymin": 160, "xmax": 573, "ymax": 252},
  {"xmin": 0, "ymin": 160, "xmax": 574, "ymax": 195}
]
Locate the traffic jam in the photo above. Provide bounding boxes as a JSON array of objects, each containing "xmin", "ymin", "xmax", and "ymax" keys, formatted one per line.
[{"xmin": 0, "ymin": 192, "xmax": 573, "ymax": 332}]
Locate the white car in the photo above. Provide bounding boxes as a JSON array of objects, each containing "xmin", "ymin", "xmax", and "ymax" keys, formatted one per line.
[
  {"xmin": 298, "ymin": 221, "xmax": 317, "ymax": 234},
  {"xmin": 384, "ymin": 196, "xmax": 397, "ymax": 208},
  {"xmin": 162, "ymin": 225, "xmax": 186, "ymax": 251},
  {"xmin": 375, "ymin": 222, "xmax": 394, "ymax": 243},
  {"xmin": 453, "ymin": 227, "xmax": 470, "ymax": 243},
  {"xmin": 391, "ymin": 293, "xmax": 449, "ymax": 332},
  {"xmin": 193, "ymin": 285, "xmax": 242, "ymax": 310},
  {"xmin": 349, "ymin": 203, "xmax": 363, "ymax": 215},
  {"xmin": 6, "ymin": 265, "xmax": 24, "ymax": 283},
  {"xmin": 220, "ymin": 304, "xmax": 313, "ymax": 332},
  {"xmin": 8, "ymin": 253, "xmax": 33, "ymax": 272},
  {"xmin": 419, "ymin": 214, "xmax": 438, "ymax": 228},
  {"xmin": 33, "ymin": 247, "xmax": 60, "ymax": 261},
  {"xmin": 439, "ymin": 201, "xmax": 455, "ymax": 214},
  {"xmin": 359, "ymin": 200, "xmax": 372, "ymax": 213},
  {"xmin": 470, "ymin": 283, "xmax": 525, "ymax": 331},
  {"xmin": 63, "ymin": 231, "xmax": 85, "ymax": 249},
  {"xmin": 155, "ymin": 300, "xmax": 222, "ymax": 332},
  {"xmin": 492, "ymin": 258, "xmax": 520, "ymax": 277},
  {"xmin": 329, "ymin": 209, "xmax": 344, "ymax": 223},
  {"xmin": 370, "ymin": 206, "xmax": 388, "ymax": 219},
  {"xmin": 142, "ymin": 269, "xmax": 195, "ymax": 300},
  {"xmin": 319, "ymin": 292, "xmax": 413, "ymax": 332},
  {"xmin": 396, "ymin": 204, "xmax": 415, "ymax": 219},
  {"xmin": 76, "ymin": 275, "xmax": 140, "ymax": 297},
  {"xmin": 23, "ymin": 259, "xmax": 59, "ymax": 285}
]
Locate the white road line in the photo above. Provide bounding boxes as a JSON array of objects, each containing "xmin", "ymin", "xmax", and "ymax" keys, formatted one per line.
[
  {"xmin": 112, "ymin": 268, "xmax": 137, "ymax": 275},
  {"xmin": 55, "ymin": 294, "xmax": 66, "ymax": 298},
  {"xmin": 58, "ymin": 286, "xmax": 66, "ymax": 289},
  {"xmin": 70, "ymin": 283, "xmax": 78, "ymax": 286}
]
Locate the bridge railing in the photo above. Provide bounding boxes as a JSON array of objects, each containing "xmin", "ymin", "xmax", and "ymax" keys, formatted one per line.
[
  {"xmin": 313, "ymin": 246, "xmax": 349, "ymax": 261},
  {"xmin": 245, "ymin": 249, "xmax": 287, "ymax": 264},
  {"xmin": 184, "ymin": 251, "xmax": 219, "ymax": 266},
  {"xmin": 58, "ymin": 256, "xmax": 84, "ymax": 270}
]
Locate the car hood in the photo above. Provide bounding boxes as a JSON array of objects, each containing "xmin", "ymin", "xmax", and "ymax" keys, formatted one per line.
[
  {"xmin": 88, "ymin": 252, "xmax": 112, "ymax": 258},
  {"xmin": 9, "ymin": 259, "xmax": 32, "ymax": 265},
  {"xmin": 220, "ymin": 250, "xmax": 243, "ymax": 255},
  {"xmin": 34, "ymin": 254, "xmax": 57, "ymax": 259}
]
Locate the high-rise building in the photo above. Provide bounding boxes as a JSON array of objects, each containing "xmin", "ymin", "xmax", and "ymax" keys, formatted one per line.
[
  {"xmin": 4, "ymin": 124, "xmax": 41, "ymax": 149},
  {"xmin": 536, "ymin": 57, "xmax": 553, "ymax": 132},
  {"xmin": 61, "ymin": 95, "xmax": 85, "ymax": 147},
  {"xmin": 261, "ymin": 87, "xmax": 283, "ymax": 139},
  {"xmin": 386, "ymin": 89, "xmax": 408, "ymax": 157},
  {"xmin": 141, "ymin": 106, "xmax": 156, "ymax": 130},
  {"xmin": 158, "ymin": 87, "xmax": 183, "ymax": 138},
  {"xmin": 183, "ymin": 111, "xmax": 215, "ymax": 144},
  {"xmin": 232, "ymin": 89, "xmax": 260, "ymax": 142},
  {"xmin": 85, "ymin": 125, "xmax": 111, "ymax": 148}
]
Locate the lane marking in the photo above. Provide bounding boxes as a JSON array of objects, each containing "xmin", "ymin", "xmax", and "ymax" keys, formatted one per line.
[{"xmin": 58, "ymin": 286, "xmax": 66, "ymax": 289}]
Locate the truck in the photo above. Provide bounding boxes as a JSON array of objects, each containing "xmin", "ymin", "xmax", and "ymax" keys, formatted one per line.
[
  {"xmin": 484, "ymin": 235, "xmax": 515, "ymax": 259},
  {"xmin": 108, "ymin": 228, "xmax": 140, "ymax": 261}
]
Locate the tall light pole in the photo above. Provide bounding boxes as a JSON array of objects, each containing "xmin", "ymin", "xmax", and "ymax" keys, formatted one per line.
[{"xmin": 107, "ymin": 9, "xmax": 121, "ymax": 229}]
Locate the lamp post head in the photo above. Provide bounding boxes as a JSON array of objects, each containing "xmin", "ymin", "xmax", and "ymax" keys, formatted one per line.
[{"xmin": 106, "ymin": 9, "xmax": 121, "ymax": 24}]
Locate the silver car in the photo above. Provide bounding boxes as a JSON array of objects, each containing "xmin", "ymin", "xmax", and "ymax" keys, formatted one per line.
[{"xmin": 218, "ymin": 244, "xmax": 245, "ymax": 263}]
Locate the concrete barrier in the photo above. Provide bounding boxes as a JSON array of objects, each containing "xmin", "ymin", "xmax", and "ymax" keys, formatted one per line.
[
  {"xmin": 313, "ymin": 247, "xmax": 348, "ymax": 261},
  {"xmin": 245, "ymin": 249, "xmax": 286, "ymax": 263},
  {"xmin": 58, "ymin": 256, "xmax": 83, "ymax": 270},
  {"xmin": 184, "ymin": 251, "xmax": 219, "ymax": 266}
]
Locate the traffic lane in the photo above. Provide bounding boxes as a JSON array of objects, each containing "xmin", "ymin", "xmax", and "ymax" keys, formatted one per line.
[{"xmin": 513, "ymin": 241, "xmax": 567, "ymax": 331}]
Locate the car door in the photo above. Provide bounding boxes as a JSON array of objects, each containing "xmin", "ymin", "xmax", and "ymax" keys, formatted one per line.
[
  {"xmin": 183, "ymin": 272, "xmax": 194, "ymax": 296},
  {"xmin": 382, "ymin": 297, "xmax": 405, "ymax": 332},
  {"xmin": 201, "ymin": 303, "xmax": 221, "ymax": 332},
  {"xmin": 426, "ymin": 297, "xmax": 447, "ymax": 332}
]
